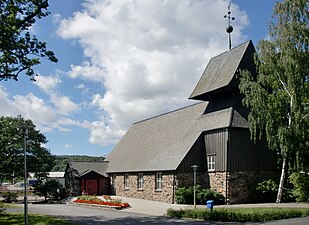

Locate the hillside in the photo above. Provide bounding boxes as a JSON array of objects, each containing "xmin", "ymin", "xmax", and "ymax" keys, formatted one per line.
[{"xmin": 51, "ymin": 155, "xmax": 106, "ymax": 172}]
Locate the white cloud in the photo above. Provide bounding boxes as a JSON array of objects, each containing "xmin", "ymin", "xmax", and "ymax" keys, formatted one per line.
[
  {"xmin": 0, "ymin": 85, "xmax": 86, "ymax": 134},
  {"xmin": 34, "ymin": 75, "xmax": 62, "ymax": 93},
  {"xmin": 50, "ymin": 94, "xmax": 80, "ymax": 115},
  {"xmin": 69, "ymin": 61, "xmax": 105, "ymax": 82},
  {"xmin": 64, "ymin": 144, "xmax": 73, "ymax": 148},
  {"xmin": 57, "ymin": 0, "xmax": 249, "ymax": 146},
  {"xmin": 0, "ymin": 86, "xmax": 57, "ymax": 131}
]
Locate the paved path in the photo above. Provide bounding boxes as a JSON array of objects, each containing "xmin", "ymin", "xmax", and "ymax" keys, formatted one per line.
[
  {"xmin": 6, "ymin": 196, "xmax": 309, "ymax": 225},
  {"xmin": 114, "ymin": 196, "xmax": 309, "ymax": 216}
]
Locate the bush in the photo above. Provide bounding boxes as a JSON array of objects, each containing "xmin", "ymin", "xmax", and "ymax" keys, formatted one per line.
[
  {"xmin": 255, "ymin": 179, "xmax": 278, "ymax": 203},
  {"xmin": 197, "ymin": 188, "xmax": 225, "ymax": 205},
  {"xmin": 76, "ymin": 195, "xmax": 100, "ymax": 201},
  {"xmin": 175, "ymin": 186, "xmax": 225, "ymax": 205},
  {"xmin": 289, "ymin": 172, "xmax": 309, "ymax": 202},
  {"xmin": 254, "ymin": 179, "xmax": 296, "ymax": 203},
  {"xmin": 34, "ymin": 180, "xmax": 66, "ymax": 201},
  {"xmin": 0, "ymin": 202, "xmax": 7, "ymax": 214},
  {"xmin": 167, "ymin": 207, "xmax": 309, "ymax": 222},
  {"xmin": 2, "ymin": 192, "xmax": 18, "ymax": 203},
  {"xmin": 175, "ymin": 187, "xmax": 193, "ymax": 204}
]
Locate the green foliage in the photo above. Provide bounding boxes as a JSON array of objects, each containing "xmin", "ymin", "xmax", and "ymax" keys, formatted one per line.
[
  {"xmin": 1, "ymin": 192, "xmax": 17, "ymax": 203},
  {"xmin": 0, "ymin": 213, "xmax": 72, "ymax": 225},
  {"xmin": 167, "ymin": 207, "xmax": 309, "ymax": 222},
  {"xmin": 255, "ymin": 179, "xmax": 278, "ymax": 202},
  {"xmin": 0, "ymin": 116, "xmax": 55, "ymax": 180},
  {"xmin": 289, "ymin": 172, "xmax": 309, "ymax": 202},
  {"xmin": 0, "ymin": 202, "xmax": 7, "ymax": 214},
  {"xmin": 175, "ymin": 186, "xmax": 192, "ymax": 204},
  {"xmin": 175, "ymin": 186, "xmax": 225, "ymax": 205},
  {"xmin": 76, "ymin": 195, "xmax": 99, "ymax": 201},
  {"xmin": 34, "ymin": 180, "xmax": 66, "ymax": 201},
  {"xmin": 239, "ymin": 0, "xmax": 309, "ymax": 203},
  {"xmin": 51, "ymin": 155, "xmax": 106, "ymax": 172},
  {"xmin": 254, "ymin": 179, "xmax": 295, "ymax": 203},
  {"xmin": 0, "ymin": 0, "xmax": 57, "ymax": 81}
]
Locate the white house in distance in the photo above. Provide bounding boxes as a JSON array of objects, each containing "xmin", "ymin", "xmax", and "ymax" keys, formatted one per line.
[
  {"xmin": 28, "ymin": 172, "xmax": 65, "ymax": 187},
  {"xmin": 47, "ymin": 172, "xmax": 65, "ymax": 187}
]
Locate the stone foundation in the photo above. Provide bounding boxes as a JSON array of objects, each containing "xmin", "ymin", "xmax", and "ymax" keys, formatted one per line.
[
  {"xmin": 111, "ymin": 170, "xmax": 278, "ymax": 204},
  {"xmin": 227, "ymin": 171, "xmax": 279, "ymax": 204},
  {"xmin": 209, "ymin": 172, "xmax": 227, "ymax": 197},
  {"xmin": 112, "ymin": 172, "xmax": 175, "ymax": 203}
]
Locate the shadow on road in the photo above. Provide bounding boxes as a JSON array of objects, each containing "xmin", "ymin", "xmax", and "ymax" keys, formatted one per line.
[{"xmin": 60, "ymin": 215, "xmax": 241, "ymax": 225}]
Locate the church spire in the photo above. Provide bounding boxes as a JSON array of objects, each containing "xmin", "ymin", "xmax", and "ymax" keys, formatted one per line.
[{"xmin": 224, "ymin": 1, "xmax": 235, "ymax": 50}]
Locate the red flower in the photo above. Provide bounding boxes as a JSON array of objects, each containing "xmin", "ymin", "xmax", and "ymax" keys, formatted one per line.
[{"xmin": 73, "ymin": 199, "xmax": 130, "ymax": 208}]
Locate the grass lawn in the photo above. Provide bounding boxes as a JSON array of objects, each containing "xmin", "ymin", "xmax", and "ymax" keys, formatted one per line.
[
  {"xmin": 0, "ymin": 213, "xmax": 72, "ymax": 225},
  {"xmin": 167, "ymin": 207, "xmax": 309, "ymax": 222}
]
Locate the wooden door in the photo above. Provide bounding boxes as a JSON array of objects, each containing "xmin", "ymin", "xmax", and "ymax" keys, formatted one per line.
[{"xmin": 85, "ymin": 179, "xmax": 97, "ymax": 195}]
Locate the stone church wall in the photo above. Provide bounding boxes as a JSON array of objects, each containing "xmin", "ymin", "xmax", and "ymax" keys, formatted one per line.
[
  {"xmin": 112, "ymin": 172, "xmax": 175, "ymax": 203},
  {"xmin": 226, "ymin": 171, "xmax": 279, "ymax": 204},
  {"xmin": 111, "ymin": 171, "xmax": 278, "ymax": 204}
]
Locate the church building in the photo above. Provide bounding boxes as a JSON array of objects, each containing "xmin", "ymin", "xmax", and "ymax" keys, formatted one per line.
[{"xmin": 105, "ymin": 40, "xmax": 278, "ymax": 204}]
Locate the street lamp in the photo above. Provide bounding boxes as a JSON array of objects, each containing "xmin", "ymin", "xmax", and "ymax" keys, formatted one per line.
[
  {"xmin": 191, "ymin": 165, "xmax": 199, "ymax": 209},
  {"xmin": 20, "ymin": 124, "xmax": 30, "ymax": 225}
]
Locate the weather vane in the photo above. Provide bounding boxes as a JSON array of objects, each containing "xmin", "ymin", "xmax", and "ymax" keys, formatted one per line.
[{"xmin": 224, "ymin": 1, "xmax": 235, "ymax": 50}]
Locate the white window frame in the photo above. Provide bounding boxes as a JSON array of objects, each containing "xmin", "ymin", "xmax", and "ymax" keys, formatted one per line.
[
  {"xmin": 207, "ymin": 155, "xmax": 215, "ymax": 171},
  {"xmin": 112, "ymin": 174, "xmax": 116, "ymax": 188},
  {"xmin": 124, "ymin": 173, "xmax": 129, "ymax": 189},
  {"xmin": 156, "ymin": 172, "xmax": 163, "ymax": 191},
  {"xmin": 138, "ymin": 173, "xmax": 144, "ymax": 190}
]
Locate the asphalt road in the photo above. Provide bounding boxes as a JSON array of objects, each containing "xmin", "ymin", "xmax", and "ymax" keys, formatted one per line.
[{"xmin": 7, "ymin": 204, "xmax": 309, "ymax": 225}]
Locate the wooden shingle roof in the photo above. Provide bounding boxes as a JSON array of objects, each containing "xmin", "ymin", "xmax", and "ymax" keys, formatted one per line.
[
  {"xmin": 106, "ymin": 41, "xmax": 254, "ymax": 174},
  {"xmin": 106, "ymin": 102, "xmax": 247, "ymax": 173},
  {"xmin": 189, "ymin": 41, "xmax": 255, "ymax": 101},
  {"xmin": 68, "ymin": 161, "xmax": 109, "ymax": 177}
]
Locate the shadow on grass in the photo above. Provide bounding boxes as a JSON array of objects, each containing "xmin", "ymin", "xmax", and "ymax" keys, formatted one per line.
[
  {"xmin": 62, "ymin": 215, "xmax": 241, "ymax": 225},
  {"xmin": 0, "ymin": 214, "xmax": 72, "ymax": 225}
]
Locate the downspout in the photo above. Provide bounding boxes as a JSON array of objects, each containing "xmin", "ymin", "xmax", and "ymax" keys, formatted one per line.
[
  {"xmin": 225, "ymin": 107, "xmax": 233, "ymax": 205},
  {"xmin": 226, "ymin": 128, "xmax": 229, "ymax": 205}
]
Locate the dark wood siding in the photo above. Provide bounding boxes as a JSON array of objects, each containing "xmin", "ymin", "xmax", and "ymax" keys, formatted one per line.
[
  {"xmin": 177, "ymin": 135, "xmax": 206, "ymax": 173},
  {"xmin": 227, "ymin": 128, "xmax": 278, "ymax": 171},
  {"xmin": 204, "ymin": 129, "xmax": 228, "ymax": 171}
]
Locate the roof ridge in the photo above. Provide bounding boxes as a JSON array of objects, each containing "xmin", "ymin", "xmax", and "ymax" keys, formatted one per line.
[
  {"xmin": 133, "ymin": 102, "xmax": 205, "ymax": 125},
  {"xmin": 202, "ymin": 40, "xmax": 251, "ymax": 64}
]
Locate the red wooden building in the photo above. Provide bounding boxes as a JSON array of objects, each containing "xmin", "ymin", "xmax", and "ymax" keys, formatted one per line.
[{"xmin": 65, "ymin": 161, "xmax": 110, "ymax": 196}]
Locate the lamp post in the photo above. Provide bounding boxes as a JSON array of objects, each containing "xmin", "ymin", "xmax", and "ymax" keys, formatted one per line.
[
  {"xmin": 20, "ymin": 125, "xmax": 30, "ymax": 225},
  {"xmin": 191, "ymin": 165, "xmax": 199, "ymax": 209}
]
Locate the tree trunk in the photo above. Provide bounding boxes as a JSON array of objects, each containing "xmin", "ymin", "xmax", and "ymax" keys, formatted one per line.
[
  {"xmin": 276, "ymin": 91, "xmax": 292, "ymax": 204},
  {"xmin": 276, "ymin": 155, "xmax": 287, "ymax": 203}
]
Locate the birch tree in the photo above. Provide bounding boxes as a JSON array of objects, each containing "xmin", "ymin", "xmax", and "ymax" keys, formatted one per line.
[{"xmin": 239, "ymin": 0, "xmax": 308, "ymax": 203}]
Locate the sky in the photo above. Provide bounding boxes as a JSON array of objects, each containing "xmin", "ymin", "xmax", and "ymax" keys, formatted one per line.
[{"xmin": 0, "ymin": 0, "xmax": 278, "ymax": 156}]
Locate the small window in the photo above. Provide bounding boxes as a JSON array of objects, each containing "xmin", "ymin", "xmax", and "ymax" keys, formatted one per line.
[
  {"xmin": 156, "ymin": 172, "xmax": 163, "ymax": 190},
  {"xmin": 112, "ymin": 174, "xmax": 116, "ymax": 188},
  {"xmin": 138, "ymin": 173, "xmax": 144, "ymax": 190},
  {"xmin": 207, "ymin": 155, "xmax": 215, "ymax": 171},
  {"xmin": 124, "ymin": 173, "xmax": 129, "ymax": 189}
]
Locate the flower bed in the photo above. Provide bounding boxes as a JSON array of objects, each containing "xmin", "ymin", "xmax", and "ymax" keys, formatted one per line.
[{"xmin": 73, "ymin": 196, "xmax": 130, "ymax": 209}]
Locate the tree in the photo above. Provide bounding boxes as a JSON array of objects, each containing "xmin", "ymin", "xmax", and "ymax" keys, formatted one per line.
[
  {"xmin": 239, "ymin": 0, "xmax": 308, "ymax": 203},
  {"xmin": 0, "ymin": 115, "xmax": 55, "ymax": 180},
  {"xmin": 0, "ymin": 0, "xmax": 57, "ymax": 81},
  {"xmin": 34, "ymin": 179, "xmax": 66, "ymax": 201}
]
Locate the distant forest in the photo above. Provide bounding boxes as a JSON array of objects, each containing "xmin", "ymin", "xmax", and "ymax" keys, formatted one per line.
[{"xmin": 51, "ymin": 155, "xmax": 106, "ymax": 172}]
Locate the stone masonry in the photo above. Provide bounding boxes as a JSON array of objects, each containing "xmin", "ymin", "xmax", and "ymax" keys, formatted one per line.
[
  {"xmin": 112, "ymin": 172, "xmax": 175, "ymax": 203},
  {"xmin": 112, "ymin": 171, "xmax": 277, "ymax": 204}
]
